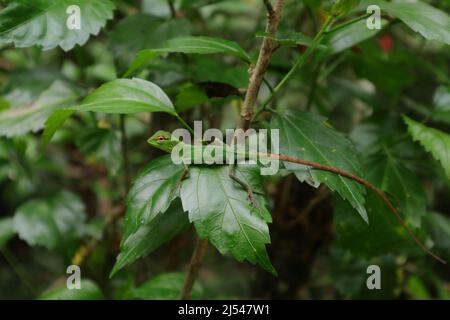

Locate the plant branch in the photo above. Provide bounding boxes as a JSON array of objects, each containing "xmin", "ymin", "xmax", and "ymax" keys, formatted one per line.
[
  {"xmin": 263, "ymin": 0, "xmax": 274, "ymax": 15},
  {"xmin": 240, "ymin": 0, "xmax": 285, "ymax": 130},
  {"xmin": 179, "ymin": 237, "xmax": 209, "ymax": 300},
  {"xmin": 262, "ymin": 152, "xmax": 447, "ymax": 265},
  {"xmin": 179, "ymin": 0, "xmax": 284, "ymax": 301},
  {"xmin": 167, "ymin": 0, "xmax": 176, "ymax": 18}
]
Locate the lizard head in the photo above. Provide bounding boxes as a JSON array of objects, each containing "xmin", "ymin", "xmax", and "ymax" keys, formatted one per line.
[{"xmin": 148, "ymin": 130, "xmax": 180, "ymax": 153}]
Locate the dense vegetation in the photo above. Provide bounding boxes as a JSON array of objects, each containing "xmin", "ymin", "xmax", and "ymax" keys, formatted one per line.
[{"xmin": 0, "ymin": 0, "xmax": 449, "ymax": 300}]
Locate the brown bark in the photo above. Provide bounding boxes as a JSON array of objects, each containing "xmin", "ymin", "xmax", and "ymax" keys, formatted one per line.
[{"xmin": 240, "ymin": 0, "xmax": 285, "ymax": 130}]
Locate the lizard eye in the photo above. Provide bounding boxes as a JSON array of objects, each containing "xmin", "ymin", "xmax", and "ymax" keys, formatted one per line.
[{"xmin": 157, "ymin": 136, "xmax": 166, "ymax": 142}]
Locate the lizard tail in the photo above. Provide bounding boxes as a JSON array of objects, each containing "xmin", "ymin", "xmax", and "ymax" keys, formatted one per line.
[{"xmin": 265, "ymin": 153, "xmax": 447, "ymax": 265}]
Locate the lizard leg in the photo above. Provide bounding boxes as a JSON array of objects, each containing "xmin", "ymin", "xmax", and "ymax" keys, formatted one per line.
[
  {"xmin": 169, "ymin": 165, "xmax": 190, "ymax": 199},
  {"xmin": 228, "ymin": 165, "xmax": 263, "ymax": 207}
]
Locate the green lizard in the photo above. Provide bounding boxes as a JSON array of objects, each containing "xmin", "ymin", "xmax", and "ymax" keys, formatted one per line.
[{"xmin": 148, "ymin": 130, "xmax": 446, "ymax": 264}]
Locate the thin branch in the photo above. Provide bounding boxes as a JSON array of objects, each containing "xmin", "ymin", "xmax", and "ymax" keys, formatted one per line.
[
  {"xmin": 263, "ymin": 152, "xmax": 447, "ymax": 265},
  {"xmin": 176, "ymin": 115, "xmax": 195, "ymax": 135},
  {"xmin": 239, "ymin": 0, "xmax": 285, "ymax": 130},
  {"xmin": 263, "ymin": 0, "xmax": 274, "ymax": 15},
  {"xmin": 180, "ymin": 237, "xmax": 209, "ymax": 300},
  {"xmin": 167, "ymin": 0, "xmax": 176, "ymax": 18}
]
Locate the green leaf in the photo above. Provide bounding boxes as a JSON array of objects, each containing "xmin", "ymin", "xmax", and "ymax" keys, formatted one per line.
[
  {"xmin": 364, "ymin": 154, "xmax": 426, "ymax": 228},
  {"xmin": 126, "ymin": 36, "xmax": 251, "ymax": 76},
  {"xmin": 13, "ymin": 191, "xmax": 87, "ymax": 252},
  {"xmin": 403, "ymin": 115, "xmax": 450, "ymax": 179},
  {"xmin": 123, "ymin": 155, "xmax": 186, "ymax": 234},
  {"xmin": 324, "ymin": 19, "xmax": 387, "ymax": 54},
  {"xmin": 330, "ymin": 247, "xmax": 400, "ymax": 298},
  {"xmin": 3, "ymin": 68, "xmax": 64, "ymax": 108},
  {"xmin": 271, "ymin": 110, "xmax": 368, "ymax": 223},
  {"xmin": 76, "ymin": 126, "xmax": 121, "ymax": 176},
  {"xmin": 0, "ymin": 0, "xmax": 115, "ymax": 51},
  {"xmin": 131, "ymin": 272, "xmax": 203, "ymax": 300},
  {"xmin": 112, "ymin": 156, "xmax": 189, "ymax": 276},
  {"xmin": 180, "ymin": 164, "xmax": 275, "ymax": 274},
  {"xmin": 71, "ymin": 78, "xmax": 177, "ymax": 115},
  {"xmin": 39, "ymin": 280, "xmax": 104, "ymax": 300},
  {"xmin": 188, "ymin": 56, "xmax": 249, "ymax": 89},
  {"xmin": 0, "ymin": 81, "xmax": 80, "ymax": 138},
  {"xmin": 109, "ymin": 14, "xmax": 191, "ymax": 70},
  {"xmin": 0, "ymin": 217, "xmax": 15, "ymax": 248},
  {"xmin": 111, "ymin": 201, "xmax": 189, "ymax": 277},
  {"xmin": 334, "ymin": 195, "xmax": 422, "ymax": 258},
  {"xmin": 175, "ymin": 84, "xmax": 209, "ymax": 112},
  {"xmin": 405, "ymin": 275, "xmax": 430, "ymax": 299},
  {"xmin": 42, "ymin": 109, "xmax": 75, "ymax": 146},
  {"xmin": 375, "ymin": 0, "xmax": 450, "ymax": 44}
]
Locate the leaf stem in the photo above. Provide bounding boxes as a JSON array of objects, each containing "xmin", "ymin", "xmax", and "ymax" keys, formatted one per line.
[
  {"xmin": 176, "ymin": 115, "xmax": 195, "ymax": 135},
  {"xmin": 179, "ymin": 237, "xmax": 209, "ymax": 300},
  {"xmin": 324, "ymin": 13, "xmax": 371, "ymax": 35}
]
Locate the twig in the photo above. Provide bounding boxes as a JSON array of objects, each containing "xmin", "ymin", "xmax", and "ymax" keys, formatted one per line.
[
  {"xmin": 179, "ymin": 237, "xmax": 209, "ymax": 300},
  {"xmin": 176, "ymin": 115, "xmax": 195, "ymax": 135},
  {"xmin": 167, "ymin": 0, "xmax": 176, "ymax": 18},
  {"xmin": 263, "ymin": 152, "xmax": 447, "ymax": 264},
  {"xmin": 240, "ymin": 0, "xmax": 285, "ymax": 130},
  {"xmin": 263, "ymin": 0, "xmax": 274, "ymax": 15}
]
